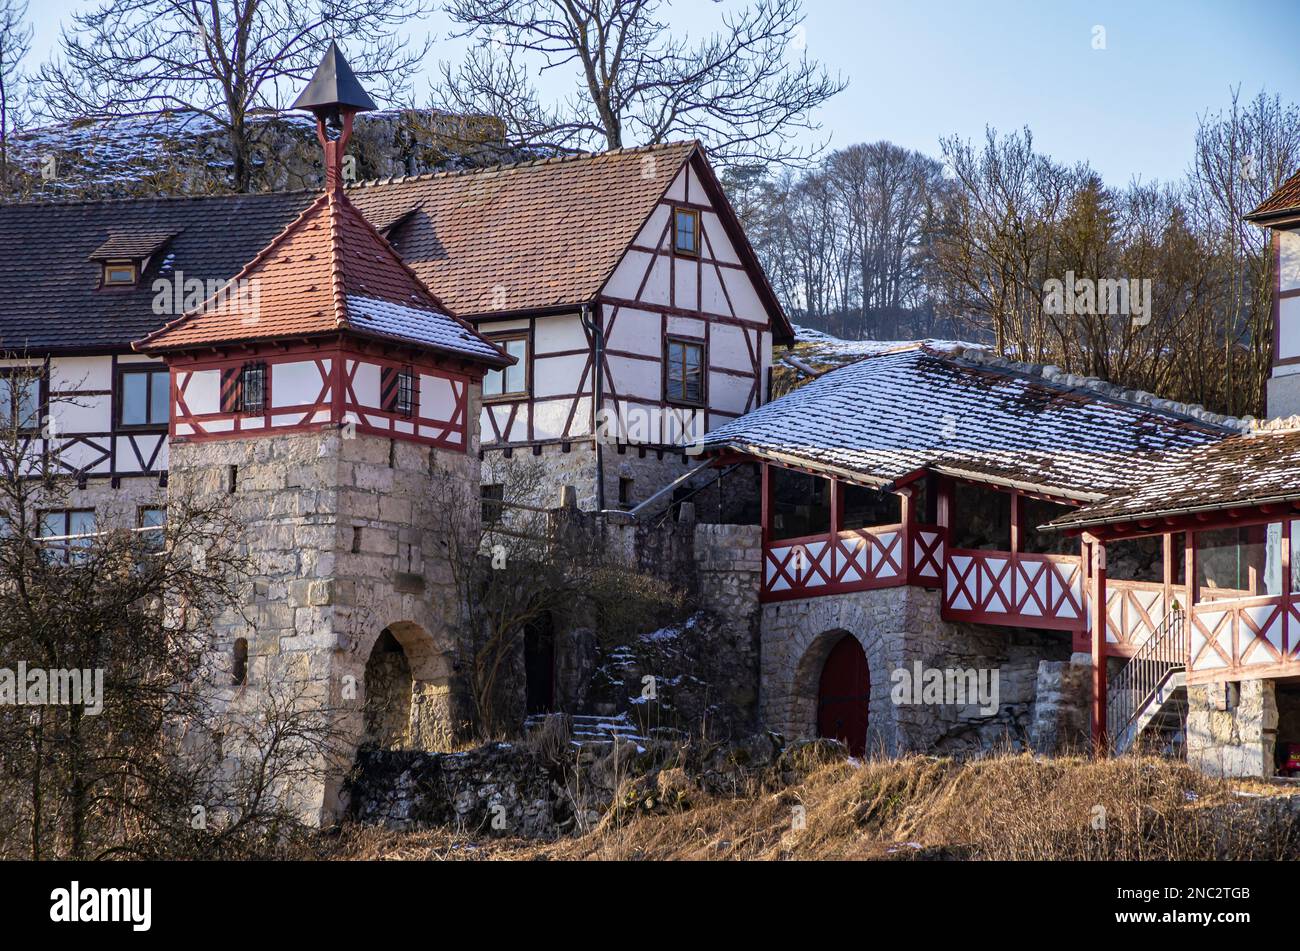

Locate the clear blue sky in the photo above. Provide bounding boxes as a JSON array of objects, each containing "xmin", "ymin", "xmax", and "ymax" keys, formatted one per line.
[{"xmin": 21, "ymin": 0, "xmax": 1300, "ymax": 186}]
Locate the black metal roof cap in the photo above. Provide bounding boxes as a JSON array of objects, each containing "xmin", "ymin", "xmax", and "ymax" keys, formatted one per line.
[{"xmin": 290, "ymin": 41, "xmax": 378, "ymax": 115}]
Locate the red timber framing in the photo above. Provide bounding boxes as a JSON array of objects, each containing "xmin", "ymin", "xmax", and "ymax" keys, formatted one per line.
[
  {"xmin": 756, "ymin": 461, "xmax": 1179, "ymax": 662},
  {"xmin": 479, "ymin": 150, "xmax": 781, "ymax": 455},
  {"xmin": 1081, "ymin": 501, "xmax": 1300, "ymax": 691},
  {"xmin": 167, "ymin": 337, "xmax": 475, "ymax": 452}
]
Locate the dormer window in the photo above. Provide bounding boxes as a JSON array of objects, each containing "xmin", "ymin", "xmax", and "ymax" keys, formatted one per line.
[
  {"xmin": 673, "ymin": 208, "xmax": 700, "ymax": 256},
  {"xmin": 89, "ymin": 230, "xmax": 177, "ymax": 291},
  {"xmin": 102, "ymin": 260, "xmax": 138, "ymax": 287}
]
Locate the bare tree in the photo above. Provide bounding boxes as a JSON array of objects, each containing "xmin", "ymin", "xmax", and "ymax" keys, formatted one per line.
[
  {"xmin": 36, "ymin": 0, "xmax": 436, "ymax": 192},
  {"xmin": 1188, "ymin": 88, "xmax": 1300, "ymax": 416},
  {"xmin": 0, "ymin": 372, "xmax": 347, "ymax": 858},
  {"xmin": 436, "ymin": 0, "xmax": 845, "ymax": 165},
  {"xmin": 0, "ymin": 0, "xmax": 30, "ymax": 187}
]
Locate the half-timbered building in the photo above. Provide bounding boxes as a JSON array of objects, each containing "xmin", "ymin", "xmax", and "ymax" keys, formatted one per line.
[
  {"xmin": 701, "ymin": 343, "xmax": 1244, "ymax": 757},
  {"xmin": 0, "ymin": 121, "xmax": 790, "ymax": 533}
]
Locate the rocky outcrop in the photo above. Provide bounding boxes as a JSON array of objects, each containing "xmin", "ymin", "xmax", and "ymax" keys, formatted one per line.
[{"xmin": 5, "ymin": 108, "xmax": 534, "ymax": 201}]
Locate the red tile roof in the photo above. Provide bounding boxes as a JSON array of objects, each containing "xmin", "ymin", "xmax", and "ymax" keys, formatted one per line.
[
  {"xmin": 347, "ymin": 141, "xmax": 793, "ymax": 338},
  {"xmin": 134, "ymin": 185, "xmax": 509, "ymax": 365},
  {"xmin": 1247, "ymin": 167, "xmax": 1300, "ymax": 221}
]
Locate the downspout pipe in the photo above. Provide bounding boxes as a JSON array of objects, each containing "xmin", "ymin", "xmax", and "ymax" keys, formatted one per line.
[{"xmin": 581, "ymin": 302, "xmax": 605, "ymax": 512}]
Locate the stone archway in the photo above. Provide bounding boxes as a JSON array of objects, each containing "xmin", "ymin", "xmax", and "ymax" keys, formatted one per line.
[
  {"xmin": 815, "ymin": 634, "xmax": 870, "ymax": 754},
  {"xmin": 790, "ymin": 628, "xmax": 872, "ymax": 748},
  {"xmin": 362, "ymin": 629, "xmax": 413, "ymax": 749},
  {"xmin": 359, "ymin": 620, "xmax": 455, "ymax": 752}
]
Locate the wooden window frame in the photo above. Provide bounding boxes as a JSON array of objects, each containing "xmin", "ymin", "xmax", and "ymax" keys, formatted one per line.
[
  {"xmin": 483, "ymin": 332, "xmax": 530, "ymax": 402},
  {"xmin": 672, "ymin": 207, "xmax": 701, "ymax": 257},
  {"xmin": 116, "ymin": 365, "xmax": 170, "ymax": 431},
  {"xmin": 663, "ymin": 335, "xmax": 706, "ymax": 408},
  {"xmin": 101, "ymin": 260, "xmax": 139, "ymax": 287},
  {"xmin": 39, "ymin": 508, "xmax": 97, "ymax": 563}
]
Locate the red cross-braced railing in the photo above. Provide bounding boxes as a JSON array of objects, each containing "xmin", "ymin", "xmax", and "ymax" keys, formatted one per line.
[
  {"xmin": 941, "ymin": 549, "xmax": 1085, "ymax": 631},
  {"xmin": 761, "ymin": 524, "xmax": 907, "ymax": 602}
]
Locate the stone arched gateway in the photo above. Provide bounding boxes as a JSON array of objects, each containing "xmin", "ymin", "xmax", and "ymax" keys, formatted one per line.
[
  {"xmin": 788, "ymin": 628, "xmax": 874, "ymax": 753},
  {"xmin": 759, "ymin": 588, "xmax": 924, "ymax": 756},
  {"xmin": 353, "ymin": 620, "xmax": 456, "ymax": 753}
]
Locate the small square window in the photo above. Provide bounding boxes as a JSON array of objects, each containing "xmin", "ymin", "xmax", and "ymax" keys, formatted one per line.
[
  {"xmin": 665, "ymin": 338, "xmax": 705, "ymax": 405},
  {"xmin": 39, "ymin": 509, "xmax": 96, "ymax": 563},
  {"xmin": 138, "ymin": 506, "xmax": 166, "ymax": 551},
  {"xmin": 102, "ymin": 260, "xmax": 138, "ymax": 286},
  {"xmin": 484, "ymin": 336, "xmax": 528, "ymax": 398},
  {"xmin": 395, "ymin": 367, "xmax": 417, "ymax": 417},
  {"xmin": 673, "ymin": 208, "xmax": 700, "ymax": 256},
  {"xmin": 239, "ymin": 363, "xmax": 266, "ymax": 415}
]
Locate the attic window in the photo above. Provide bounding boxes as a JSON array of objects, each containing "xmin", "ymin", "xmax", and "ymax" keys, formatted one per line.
[
  {"xmin": 673, "ymin": 208, "xmax": 700, "ymax": 256},
  {"xmin": 102, "ymin": 260, "xmax": 139, "ymax": 287}
]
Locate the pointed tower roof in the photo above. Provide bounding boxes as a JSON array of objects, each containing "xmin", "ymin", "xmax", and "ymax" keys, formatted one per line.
[
  {"xmin": 133, "ymin": 186, "xmax": 510, "ymax": 366},
  {"xmin": 291, "ymin": 41, "xmax": 378, "ymax": 117}
]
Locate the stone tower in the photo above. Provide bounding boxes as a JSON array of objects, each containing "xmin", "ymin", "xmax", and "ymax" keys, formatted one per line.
[{"xmin": 133, "ymin": 46, "xmax": 513, "ymax": 823}]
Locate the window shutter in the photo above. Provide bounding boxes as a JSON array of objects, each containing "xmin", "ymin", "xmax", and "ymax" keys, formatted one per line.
[
  {"xmin": 220, "ymin": 367, "xmax": 240, "ymax": 413},
  {"xmin": 380, "ymin": 366, "xmax": 397, "ymax": 413}
]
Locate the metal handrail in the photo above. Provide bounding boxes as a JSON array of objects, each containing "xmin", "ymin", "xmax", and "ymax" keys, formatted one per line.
[{"xmin": 1106, "ymin": 606, "xmax": 1187, "ymax": 750}]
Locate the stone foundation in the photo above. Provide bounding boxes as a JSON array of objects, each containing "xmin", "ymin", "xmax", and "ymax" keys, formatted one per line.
[
  {"xmin": 169, "ymin": 422, "xmax": 483, "ymax": 824},
  {"xmin": 1029, "ymin": 652, "xmax": 1093, "ymax": 755},
  {"xmin": 759, "ymin": 586, "xmax": 1071, "ymax": 756},
  {"xmin": 1186, "ymin": 679, "xmax": 1278, "ymax": 778}
]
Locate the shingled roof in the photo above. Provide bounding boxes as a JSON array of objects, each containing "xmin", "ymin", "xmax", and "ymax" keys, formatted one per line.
[
  {"xmin": 0, "ymin": 139, "xmax": 789, "ymax": 351},
  {"xmin": 347, "ymin": 140, "xmax": 792, "ymax": 336},
  {"xmin": 703, "ymin": 344, "xmax": 1242, "ymax": 501},
  {"xmin": 1047, "ymin": 422, "xmax": 1300, "ymax": 531},
  {"xmin": 1246, "ymin": 167, "xmax": 1300, "ymax": 223},
  {"xmin": 135, "ymin": 185, "xmax": 509, "ymax": 366},
  {"xmin": 0, "ymin": 192, "xmax": 315, "ymax": 352}
]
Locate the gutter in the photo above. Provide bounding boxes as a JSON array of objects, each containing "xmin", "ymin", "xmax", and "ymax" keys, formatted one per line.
[
  {"xmin": 580, "ymin": 301, "xmax": 605, "ymax": 511},
  {"xmin": 1042, "ymin": 490, "xmax": 1300, "ymax": 534}
]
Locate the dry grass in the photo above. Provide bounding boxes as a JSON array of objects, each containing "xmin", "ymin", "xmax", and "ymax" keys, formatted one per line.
[{"xmin": 324, "ymin": 752, "xmax": 1300, "ymax": 861}]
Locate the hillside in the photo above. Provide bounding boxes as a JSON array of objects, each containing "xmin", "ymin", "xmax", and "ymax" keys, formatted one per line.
[
  {"xmin": 2, "ymin": 108, "xmax": 538, "ymax": 201},
  {"xmin": 328, "ymin": 750, "xmax": 1300, "ymax": 861}
]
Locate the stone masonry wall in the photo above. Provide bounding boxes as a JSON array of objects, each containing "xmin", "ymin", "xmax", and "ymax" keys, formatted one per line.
[
  {"xmin": 759, "ymin": 586, "xmax": 1071, "ymax": 756},
  {"xmin": 1186, "ymin": 679, "xmax": 1278, "ymax": 778},
  {"xmin": 168, "ymin": 407, "xmax": 483, "ymax": 824},
  {"xmin": 482, "ymin": 439, "xmax": 758, "ymax": 521}
]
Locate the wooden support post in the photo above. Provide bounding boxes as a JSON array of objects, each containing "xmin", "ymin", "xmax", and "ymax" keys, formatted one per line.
[
  {"xmin": 1087, "ymin": 532, "xmax": 1108, "ymax": 753},
  {"xmin": 900, "ymin": 485, "xmax": 914, "ymax": 579}
]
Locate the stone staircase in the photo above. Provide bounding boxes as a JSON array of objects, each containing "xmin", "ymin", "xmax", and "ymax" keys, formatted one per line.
[
  {"xmin": 525, "ymin": 711, "xmax": 646, "ymax": 750},
  {"xmin": 1111, "ymin": 672, "xmax": 1188, "ymax": 756},
  {"xmin": 1107, "ymin": 608, "xmax": 1188, "ymax": 756}
]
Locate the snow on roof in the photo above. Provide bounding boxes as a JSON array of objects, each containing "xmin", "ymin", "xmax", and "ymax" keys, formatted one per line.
[
  {"xmin": 345, "ymin": 295, "xmax": 504, "ymax": 361},
  {"xmin": 1048, "ymin": 417, "xmax": 1300, "ymax": 530},
  {"xmin": 705, "ymin": 344, "xmax": 1245, "ymax": 501}
]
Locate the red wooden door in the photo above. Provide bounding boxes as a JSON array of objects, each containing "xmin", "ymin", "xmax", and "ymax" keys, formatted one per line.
[{"xmin": 817, "ymin": 635, "xmax": 869, "ymax": 755}]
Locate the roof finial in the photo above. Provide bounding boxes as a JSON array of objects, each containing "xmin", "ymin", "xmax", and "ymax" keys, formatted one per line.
[{"xmin": 292, "ymin": 41, "xmax": 378, "ymax": 190}]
